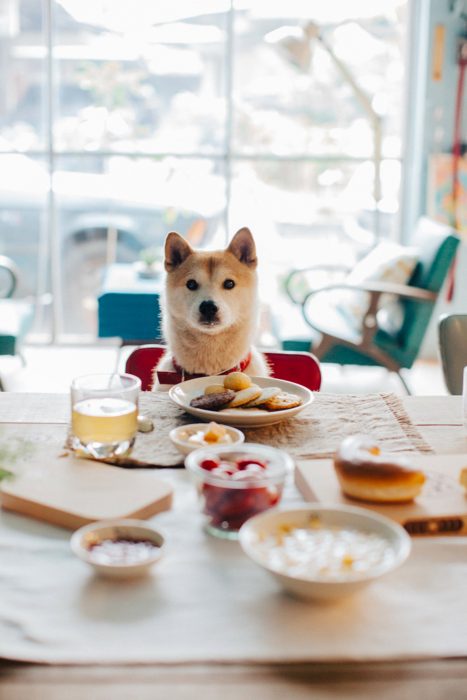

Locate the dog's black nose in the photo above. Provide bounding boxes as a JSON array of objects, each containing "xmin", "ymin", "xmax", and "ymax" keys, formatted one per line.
[{"xmin": 199, "ymin": 300, "xmax": 218, "ymax": 321}]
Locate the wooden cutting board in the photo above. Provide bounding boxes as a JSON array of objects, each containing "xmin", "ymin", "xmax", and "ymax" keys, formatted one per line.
[
  {"xmin": 295, "ymin": 454, "xmax": 467, "ymax": 536},
  {"xmin": 0, "ymin": 457, "xmax": 173, "ymax": 531}
]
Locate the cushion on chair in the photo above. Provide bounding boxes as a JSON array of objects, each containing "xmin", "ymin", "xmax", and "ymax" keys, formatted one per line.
[
  {"xmin": 335, "ymin": 241, "xmax": 418, "ymax": 334},
  {"xmin": 278, "ymin": 244, "xmax": 417, "ymax": 353}
]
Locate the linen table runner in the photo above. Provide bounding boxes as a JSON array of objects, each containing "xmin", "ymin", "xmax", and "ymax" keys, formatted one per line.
[
  {"xmin": 99, "ymin": 392, "xmax": 433, "ymax": 468},
  {"xmin": 1, "ymin": 471, "xmax": 467, "ymax": 665}
]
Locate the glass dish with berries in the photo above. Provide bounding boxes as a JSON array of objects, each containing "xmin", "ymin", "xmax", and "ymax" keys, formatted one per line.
[{"xmin": 185, "ymin": 443, "xmax": 292, "ymax": 539}]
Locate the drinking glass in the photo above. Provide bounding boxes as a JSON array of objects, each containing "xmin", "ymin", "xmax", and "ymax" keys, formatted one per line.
[{"xmin": 70, "ymin": 373, "xmax": 141, "ymax": 458}]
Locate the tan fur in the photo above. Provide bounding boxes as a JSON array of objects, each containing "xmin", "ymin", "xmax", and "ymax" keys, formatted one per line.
[{"xmin": 152, "ymin": 228, "xmax": 269, "ymax": 389}]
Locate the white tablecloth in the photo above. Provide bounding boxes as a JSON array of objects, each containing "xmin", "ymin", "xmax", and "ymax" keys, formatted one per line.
[{"xmin": 1, "ymin": 470, "xmax": 466, "ymax": 665}]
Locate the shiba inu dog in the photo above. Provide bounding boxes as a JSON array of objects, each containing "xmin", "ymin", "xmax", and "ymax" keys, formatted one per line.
[{"xmin": 153, "ymin": 227, "xmax": 269, "ymax": 388}]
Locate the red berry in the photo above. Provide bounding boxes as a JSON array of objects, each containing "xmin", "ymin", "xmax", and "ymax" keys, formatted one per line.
[
  {"xmin": 200, "ymin": 458, "xmax": 220, "ymax": 471},
  {"xmin": 268, "ymin": 487, "xmax": 280, "ymax": 505},
  {"xmin": 236, "ymin": 458, "xmax": 267, "ymax": 471}
]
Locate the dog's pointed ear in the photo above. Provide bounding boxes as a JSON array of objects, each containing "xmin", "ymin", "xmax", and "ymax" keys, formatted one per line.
[
  {"xmin": 227, "ymin": 227, "xmax": 257, "ymax": 268},
  {"xmin": 164, "ymin": 232, "xmax": 193, "ymax": 271}
]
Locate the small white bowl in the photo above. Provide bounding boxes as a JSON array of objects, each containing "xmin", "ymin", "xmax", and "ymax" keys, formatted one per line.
[
  {"xmin": 70, "ymin": 519, "xmax": 165, "ymax": 579},
  {"xmin": 169, "ymin": 423, "xmax": 244, "ymax": 455},
  {"xmin": 239, "ymin": 505, "xmax": 411, "ymax": 601}
]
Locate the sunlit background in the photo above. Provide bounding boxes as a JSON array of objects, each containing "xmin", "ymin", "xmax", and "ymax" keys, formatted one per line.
[{"xmin": 0, "ymin": 0, "xmax": 408, "ymax": 343}]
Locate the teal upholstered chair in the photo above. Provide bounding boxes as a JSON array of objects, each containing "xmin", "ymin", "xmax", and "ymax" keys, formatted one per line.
[
  {"xmin": 281, "ymin": 218, "xmax": 460, "ymax": 393},
  {"xmin": 97, "ymin": 263, "xmax": 162, "ymax": 345},
  {"xmin": 0, "ymin": 256, "xmax": 34, "ymax": 390}
]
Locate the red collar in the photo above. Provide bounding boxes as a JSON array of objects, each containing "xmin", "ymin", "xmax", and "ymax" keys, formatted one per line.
[{"xmin": 157, "ymin": 352, "xmax": 252, "ymax": 385}]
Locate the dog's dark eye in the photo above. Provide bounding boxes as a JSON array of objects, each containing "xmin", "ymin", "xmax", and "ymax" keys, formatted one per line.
[
  {"xmin": 223, "ymin": 279, "xmax": 235, "ymax": 290},
  {"xmin": 186, "ymin": 279, "xmax": 198, "ymax": 291}
]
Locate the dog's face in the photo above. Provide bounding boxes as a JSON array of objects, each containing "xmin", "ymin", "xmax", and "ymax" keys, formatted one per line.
[{"xmin": 164, "ymin": 227, "xmax": 258, "ymax": 335}]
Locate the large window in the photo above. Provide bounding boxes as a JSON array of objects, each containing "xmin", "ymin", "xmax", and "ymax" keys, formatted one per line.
[{"xmin": 0, "ymin": 0, "xmax": 407, "ymax": 340}]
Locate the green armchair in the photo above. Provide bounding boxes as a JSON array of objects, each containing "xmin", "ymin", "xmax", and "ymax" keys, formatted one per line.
[
  {"xmin": 281, "ymin": 218, "xmax": 460, "ymax": 393},
  {"xmin": 0, "ymin": 256, "xmax": 34, "ymax": 390}
]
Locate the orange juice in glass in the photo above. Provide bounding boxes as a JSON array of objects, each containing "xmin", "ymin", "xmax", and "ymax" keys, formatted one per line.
[{"xmin": 71, "ymin": 373, "xmax": 141, "ymax": 458}]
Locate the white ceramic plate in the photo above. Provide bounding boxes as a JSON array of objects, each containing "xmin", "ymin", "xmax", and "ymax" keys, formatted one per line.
[
  {"xmin": 169, "ymin": 376, "xmax": 314, "ymax": 428},
  {"xmin": 239, "ymin": 506, "xmax": 411, "ymax": 601}
]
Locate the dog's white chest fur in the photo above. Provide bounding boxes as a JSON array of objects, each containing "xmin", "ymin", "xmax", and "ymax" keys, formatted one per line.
[{"xmin": 156, "ymin": 346, "xmax": 268, "ymax": 377}]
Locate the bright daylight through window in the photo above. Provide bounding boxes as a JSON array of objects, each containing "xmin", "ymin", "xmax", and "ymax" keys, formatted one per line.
[{"xmin": 0, "ymin": 0, "xmax": 407, "ymax": 341}]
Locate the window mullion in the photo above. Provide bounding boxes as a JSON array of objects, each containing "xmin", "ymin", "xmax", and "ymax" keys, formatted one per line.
[
  {"xmin": 224, "ymin": 0, "xmax": 234, "ymax": 243},
  {"xmin": 45, "ymin": 0, "xmax": 61, "ymax": 341}
]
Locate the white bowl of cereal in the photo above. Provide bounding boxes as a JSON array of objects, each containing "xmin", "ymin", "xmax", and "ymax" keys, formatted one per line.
[
  {"xmin": 239, "ymin": 505, "xmax": 411, "ymax": 601},
  {"xmin": 169, "ymin": 422, "xmax": 244, "ymax": 455},
  {"xmin": 169, "ymin": 374, "xmax": 313, "ymax": 428}
]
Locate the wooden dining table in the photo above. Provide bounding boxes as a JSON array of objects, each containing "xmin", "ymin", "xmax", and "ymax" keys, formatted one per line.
[{"xmin": 0, "ymin": 392, "xmax": 466, "ymax": 699}]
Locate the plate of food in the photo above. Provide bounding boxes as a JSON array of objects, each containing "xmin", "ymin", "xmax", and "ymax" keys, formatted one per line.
[{"xmin": 168, "ymin": 371, "xmax": 314, "ymax": 427}]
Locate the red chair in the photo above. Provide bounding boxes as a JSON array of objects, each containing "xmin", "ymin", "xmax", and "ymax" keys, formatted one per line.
[{"xmin": 125, "ymin": 344, "xmax": 321, "ymax": 391}]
